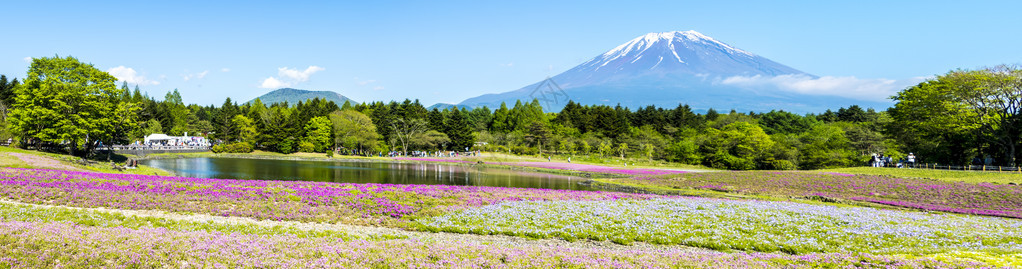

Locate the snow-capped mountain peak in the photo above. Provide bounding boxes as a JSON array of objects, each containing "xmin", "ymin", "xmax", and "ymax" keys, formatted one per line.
[
  {"xmin": 457, "ymin": 30, "xmax": 858, "ymax": 114},
  {"xmin": 578, "ymin": 30, "xmax": 799, "ymax": 77},
  {"xmin": 602, "ymin": 31, "xmax": 752, "ymax": 60}
]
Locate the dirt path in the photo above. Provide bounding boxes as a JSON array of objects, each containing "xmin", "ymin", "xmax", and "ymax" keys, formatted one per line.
[{"xmin": 3, "ymin": 152, "xmax": 82, "ymax": 171}]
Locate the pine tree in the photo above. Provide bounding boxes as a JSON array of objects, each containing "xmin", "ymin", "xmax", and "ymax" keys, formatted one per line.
[
  {"xmin": 705, "ymin": 108, "xmax": 720, "ymax": 121},
  {"xmin": 0, "ymin": 75, "xmax": 10, "ymax": 108},
  {"xmin": 490, "ymin": 102, "xmax": 510, "ymax": 133},
  {"xmin": 427, "ymin": 108, "xmax": 445, "ymax": 132},
  {"xmin": 444, "ymin": 109, "xmax": 475, "ymax": 151},
  {"xmin": 0, "ymin": 76, "xmax": 18, "ymax": 108}
]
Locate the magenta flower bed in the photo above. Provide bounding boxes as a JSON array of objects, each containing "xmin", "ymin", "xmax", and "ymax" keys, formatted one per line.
[
  {"xmin": 515, "ymin": 162, "xmax": 689, "ymax": 176},
  {"xmin": 393, "ymin": 157, "xmax": 477, "ymax": 164},
  {"xmin": 392, "ymin": 157, "xmax": 687, "ymax": 175},
  {"xmin": 0, "ymin": 168, "xmax": 657, "ymax": 226},
  {"xmin": 625, "ymin": 171, "xmax": 1022, "ymax": 219}
]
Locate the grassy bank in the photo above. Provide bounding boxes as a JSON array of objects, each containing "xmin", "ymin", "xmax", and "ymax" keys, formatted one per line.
[
  {"xmin": 821, "ymin": 167, "xmax": 1022, "ymax": 185},
  {"xmin": 0, "ymin": 146, "xmax": 172, "ymax": 176}
]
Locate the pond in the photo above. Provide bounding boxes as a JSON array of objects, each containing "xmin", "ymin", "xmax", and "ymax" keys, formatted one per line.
[{"xmin": 140, "ymin": 157, "xmax": 593, "ymax": 191}]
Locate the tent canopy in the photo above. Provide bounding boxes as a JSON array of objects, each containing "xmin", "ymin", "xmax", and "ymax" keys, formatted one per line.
[{"xmin": 144, "ymin": 134, "xmax": 172, "ymax": 142}]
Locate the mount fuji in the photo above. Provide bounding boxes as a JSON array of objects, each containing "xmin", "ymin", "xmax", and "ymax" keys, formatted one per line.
[{"xmin": 457, "ymin": 31, "xmax": 890, "ymax": 113}]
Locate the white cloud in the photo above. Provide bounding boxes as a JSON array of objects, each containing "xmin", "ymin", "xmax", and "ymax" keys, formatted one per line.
[
  {"xmin": 183, "ymin": 70, "xmax": 209, "ymax": 81},
  {"xmin": 500, "ymin": 62, "xmax": 514, "ymax": 67},
  {"xmin": 221, "ymin": 68, "xmax": 230, "ymax": 72},
  {"xmin": 258, "ymin": 66, "xmax": 324, "ymax": 89},
  {"xmin": 22, "ymin": 57, "xmax": 32, "ymax": 63},
  {"xmin": 107, "ymin": 66, "xmax": 160, "ymax": 86},
  {"xmin": 373, "ymin": 86, "xmax": 385, "ymax": 91},
  {"xmin": 260, "ymin": 77, "xmax": 290, "ymax": 89},
  {"xmin": 277, "ymin": 66, "xmax": 324, "ymax": 82},
  {"xmin": 719, "ymin": 74, "xmax": 926, "ymax": 102},
  {"xmin": 358, "ymin": 79, "xmax": 376, "ymax": 86}
]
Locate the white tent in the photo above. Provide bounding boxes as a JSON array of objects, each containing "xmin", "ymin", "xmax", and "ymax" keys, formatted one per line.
[
  {"xmin": 143, "ymin": 134, "xmax": 173, "ymax": 144},
  {"xmin": 142, "ymin": 133, "xmax": 211, "ymax": 147}
]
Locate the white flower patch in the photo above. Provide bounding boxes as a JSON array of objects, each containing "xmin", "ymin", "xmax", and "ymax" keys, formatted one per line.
[{"xmin": 418, "ymin": 198, "xmax": 1022, "ymax": 255}]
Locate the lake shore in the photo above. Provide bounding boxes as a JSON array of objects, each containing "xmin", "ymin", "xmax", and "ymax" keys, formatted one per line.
[{"xmin": 136, "ymin": 150, "xmax": 711, "ymax": 178}]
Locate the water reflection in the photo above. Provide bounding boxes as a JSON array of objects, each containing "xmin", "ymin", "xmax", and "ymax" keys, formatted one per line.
[{"xmin": 141, "ymin": 158, "xmax": 591, "ymax": 191}]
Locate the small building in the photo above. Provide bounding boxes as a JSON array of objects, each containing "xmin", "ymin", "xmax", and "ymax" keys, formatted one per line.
[{"xmin": 143, "ymin": 134, "xmax": 210, "ymax": 147}]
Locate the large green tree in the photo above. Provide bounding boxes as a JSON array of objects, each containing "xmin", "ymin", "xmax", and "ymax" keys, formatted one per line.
[
  {"xmin": 329, "ymin": 110, "xmax": 379, "ymax": 155},
  {"xmin": 411, "ymin": 130, "xmax": 450, "ymax": 150},
  {"xmin": 232, "ymin": 115, "xmax": 259, "ymax": 143},
  {"xmin": 798, "ymin": 124, "xmax": 855, "ymax": 169},
  {"xmin": 303, "ymin": 116, "xmax": 332, "ymax": 152},
  {"xmin": 890, "ymin": 66, "xmax": 1022, "ymax": 165},
  {"xmin": 390, "ymin": 118, "xmax": 427, "ymax": 154},
  {"xmin": 700, "ymin": 121, "xmax": 775, "ymax": 170},
  {"xmin": 8, "ymin": 56, "xmax": 125, "ymax": 157}
]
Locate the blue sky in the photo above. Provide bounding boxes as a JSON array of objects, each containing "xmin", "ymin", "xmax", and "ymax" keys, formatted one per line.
[{"xmin": 2, "ymin": 1, "xmax": 1020, "ymax": 106}]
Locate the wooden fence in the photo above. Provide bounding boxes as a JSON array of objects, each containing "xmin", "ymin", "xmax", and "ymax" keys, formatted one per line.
[{"xmin": 905, "ymin": 163, "xmax": 1022, "ymax": 173}]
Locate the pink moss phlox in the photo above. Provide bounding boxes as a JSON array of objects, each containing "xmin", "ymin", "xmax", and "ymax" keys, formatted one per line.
[
  {"xmin": 0, "ymin": 168, "xmax": 658, "ymax": 224},
  {"xmin": 622, "ymin": 170, "xmax": 1022, "ymax": 219},
  {"xmin": 515, "ymin": 162, "xmax": 688, "ymax": 175}
]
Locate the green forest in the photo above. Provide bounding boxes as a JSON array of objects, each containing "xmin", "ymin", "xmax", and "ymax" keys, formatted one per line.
[{"xmin": 2, "ymin": 56, "xmax": 1020, "ymax": 170}]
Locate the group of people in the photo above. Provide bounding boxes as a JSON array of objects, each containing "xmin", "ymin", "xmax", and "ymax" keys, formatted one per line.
[
  {"xmin": 870, "ymin": 152, "xmax": 916, "ymax": 168},
  {"xmin": 113, "ymin": 140, "xmax": 210, "ymax": 150},
  {"xmin": 385, "ymin": 150, "xmax": 481, "ymax": 158}
]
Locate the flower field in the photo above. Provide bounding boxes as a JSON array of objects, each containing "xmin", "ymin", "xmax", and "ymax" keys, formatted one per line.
[
  {"xmin": 618, "ymin": 171, "xmax": 1022, "ymax": 218},
  {"xmin": 1, "ymin": 167, "xmax": 1021, "ymax": 267},
  {"xmin": 393, "ymin": 157, "xmax": 478, "ymax": 164},
  {"xmin": 0, "ymin": 168, "xmax": 654, "ymax": 226},
  {"xmin": 418, "ymin": 198, "xmax": 1022, "ymax": 255},
  {"xmin": 0, "ymin": 202, "xmax": 991, "ymax": 268}
]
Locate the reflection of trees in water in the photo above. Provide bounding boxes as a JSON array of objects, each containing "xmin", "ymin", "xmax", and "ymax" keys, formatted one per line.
[{"xmin": 145, "ymin": 158, "xmax": 590, "ymax": 191}]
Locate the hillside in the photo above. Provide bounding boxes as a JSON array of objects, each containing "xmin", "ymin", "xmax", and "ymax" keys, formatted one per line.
[{"xmin": 247, "ymin": 88, "xmax": 354, "ymax": 105}]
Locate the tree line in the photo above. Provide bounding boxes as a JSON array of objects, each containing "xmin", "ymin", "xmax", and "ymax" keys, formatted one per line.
[{"xmin": 2, "ymin": 56, "xmax": 1019, "ymax": 169}]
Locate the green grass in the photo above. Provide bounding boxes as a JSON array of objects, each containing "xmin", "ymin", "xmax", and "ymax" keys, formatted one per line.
[
  {"xmin": 0, "ymin": 146, "xmax": 174, "ymax": 176},
  {"xmin": 821, "ymin": 167, "xmax": 1022, "ymax": 185}
]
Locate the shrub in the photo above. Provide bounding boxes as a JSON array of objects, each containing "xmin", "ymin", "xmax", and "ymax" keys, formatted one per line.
[
  {"xmin": 211, "ymin": 142, "xmax": 254, "ymax": 153},
  {"xmin": 511, "ymin": 145, "xmax": 538, "ymax": 155},
  {"xmin": 769, "ymin": 159, "xmax": 797, "ymax": 170},
  {"xmin": 707, "ymin": 153, "xmax": 756, "ymax": 170},
  {"xmin": 298, "ymin": 141, "xmax": 315, "ymax": 153}
]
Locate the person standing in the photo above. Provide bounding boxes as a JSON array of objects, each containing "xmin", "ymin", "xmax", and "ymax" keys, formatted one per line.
[{"xmin": 907, "ymin": 153, "xmax": 916, "ymax": 168}]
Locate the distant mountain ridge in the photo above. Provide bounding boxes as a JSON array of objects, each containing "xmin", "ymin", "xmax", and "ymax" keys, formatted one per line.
[
  {"xmin": 427, "ymin": 103, "xmax": 471, "ymax": 110},
  {"xmin": 458, "ymin": 31, "xmax": 887, "ymax": 113},
  {"xmin": 248, "ymin": 88, "xmax": 353, "ymax": 105}
]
